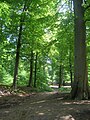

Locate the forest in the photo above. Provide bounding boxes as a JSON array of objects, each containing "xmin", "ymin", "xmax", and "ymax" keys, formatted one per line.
[
  {"xmin": 0, "ymin": 0, "xmax": 90, "ymax": 98},
  {"xmin": 0, "ymin": 0, "xmax": 90, "ymax": 119}
]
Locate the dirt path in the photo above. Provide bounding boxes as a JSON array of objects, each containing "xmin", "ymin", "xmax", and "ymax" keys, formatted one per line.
[{"xmin": 0, "ymin": 91, "xmax": 90, "ymax": 120}]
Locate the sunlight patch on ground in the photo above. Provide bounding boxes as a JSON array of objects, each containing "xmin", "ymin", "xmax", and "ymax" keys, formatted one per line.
[
  {"xmin": 63, "ymin": 100, "xmax": 90, "ymax": 105},
  {"xmin": 60, "ymin": 115, "xmax": 75, "ymax": 120},
  {"xmin": 30, "ymin": 100, "xmax": 46, "ymax": 105},
  {"xmin": 50, "ymin": 85, "xmax": 59, "ymax": 88},
  {"xmin": 38, "ymin": 112, "xmax": 45, "ymax": 116},
  {"xmin": 4, "ymin": 111, "xmax": 10, "ymax": 114}
]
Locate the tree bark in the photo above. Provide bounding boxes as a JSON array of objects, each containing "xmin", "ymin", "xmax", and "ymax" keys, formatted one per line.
[
  {"xmin": 13, "ymin": 20, "xmax": 23, "ymax": 89},
  {"xmin": 34, "ymin": 52, "xmax": 38, "ymax": 88},
  {"xmin": 12, "ymin": 3, "xmax": 27, "ymax": 89},
  {"xmin": 69, "ymin": 45, "xmax": 73, "ymax": 87},
  {"xmin": 28, "ymin": 51, "xmax": 34, "ymax": 87},
  {"xmin": 58, "ymin": 65, "xmax": 62, "ymax": 88},
  {"xmin": 71, "ymin": 0, "xmax": 89, "ymax": 99}
]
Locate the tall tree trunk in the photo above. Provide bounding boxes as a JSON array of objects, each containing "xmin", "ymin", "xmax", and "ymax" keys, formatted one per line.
[
  {"xmin": 69, "ymin": 62, "xmax": 73, "ymax": 87},
  {"xmin": 13, "ymin": 20, "xmax": 23, "ymax": 89},
  {"xmin": 69, "ymin": 45, "xmax": 73, "ymax": 87},
  {"xmin": 71, "ymin": 0, "xmax": 89, "ymax": 99},
  {"xmin": 34, "ymin": 52, "xmax": 38, "ymax": 88},
  {"xmin": 51, "ymin": 65, "xmax": 54, "ymax": 84},
  {"xmin": 12, "ymin": 4, "xmax": 27, "ymax": 89},
  {"xmin": 28, "ymin": 51, "xmax": 34, "ymax": 87},
  {"xmin": 58, "ymin": 65, "xmax": 62, "ymax": 88}
]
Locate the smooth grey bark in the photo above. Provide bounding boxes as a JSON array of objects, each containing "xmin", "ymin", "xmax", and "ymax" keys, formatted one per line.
[{"xmin": 71, "ymin": 0, "xmax": 89, "ymax": 99}]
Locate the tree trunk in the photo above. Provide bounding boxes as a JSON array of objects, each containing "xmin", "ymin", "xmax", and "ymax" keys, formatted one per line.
[
  {"xmin": 58, "ymin": 65, "xmax": 62, "ymax": 88},
  {"xmin": 34, "ymin": 52, "xmax": 38, "ymax": 88},
  {"xmin": 12, "ymin": 4, "xmax": 27, "ymax": 89},
  {"xmin": 69, "ymin": 46, "xmax": 73, "ymax": 87},
  {"xmin": 69, "ymin": 62, "xmax": 73, "ymax": 87},
  {"xmin": 71, "ymin": 0, "xmax": 89, "ymax": 99},
  {"xmin": 28, "ymin": 51, "xmax": 34, "ymax": 87},
  {"xmin": 13, "ymin": 20, "xmax": 23, "ymax": 89}
]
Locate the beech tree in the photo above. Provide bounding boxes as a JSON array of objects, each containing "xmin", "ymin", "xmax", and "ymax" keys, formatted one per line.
[
  {"xmin": 71, "ymin": 0, "xmax": 90, "ymax": 99},
  {"xmin": 13, "ymin": 1, "xmax": 31, "ymax": 88}
]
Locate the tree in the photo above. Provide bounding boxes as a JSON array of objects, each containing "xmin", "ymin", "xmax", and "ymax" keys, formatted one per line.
[
  {"xmin": 71, "ymin": 0, "xmax": 89, "ymax": 99},
  {"xmin": 1, "ymin": 0, "xmax": 90, "ymax": 94},
  {"xmin": 28, "ymin": 51, "xmax": 34, "ymax": 87},
  {"xmin": 13, "ymin": 1, "xmax": 29, "ymax": 89},
  {"xmin": 34, "ymin": 52, "xmax": 38, "ymax": 88}
]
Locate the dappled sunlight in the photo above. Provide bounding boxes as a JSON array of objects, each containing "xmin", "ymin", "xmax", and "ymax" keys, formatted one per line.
[
  {"xmin": 30, "ymin": 100, "xmax": 46, "ymax": 105},
  {"xmin": 57, "ymin": 97, "xmax": 64, "ymax": 100},
  {"xmin": 38, "ymin": 112, "xmax": 45, "ymax": 116},
  {"xmin": 63, "ymin": 102, "xmax": 71, "ymax": 105},
  {"xmin": 0, "ymin": 87, "xmax": 90, "ymax": 120},
  {"xmin": 0, "ymin": 90, "xmax": 11, "ymax": 97},
  {"xmin": 60, "ymin": 115, "xmax": 75, "ymax": 120},
  {"xmin": 72, "ymin": 100, "xmax": 90, "ymax": 104},
  {"xmin": 4, "ymin": 110, "xmax": 10, "ymax": 114},
  {"xmin": 38, "ymin": 105, "xmax": 43, "ymax": 108},
  {"xmin": 35, "ymin": 108, "xmax": 51, "ymax": 115},
  {"xmin": 63, "ymin": 100, "xmax": 90, "ymax": 105},
  {"xmin": 0, "ymin": 0, "xmax": 90, "ymax": 119},
  {"xmin": 0, "ymin": 91, "xmax": 90, "ymax": 120},
  {"xmin": 50, "ymin": 85, "xmax": 59, "ymax": 89}
]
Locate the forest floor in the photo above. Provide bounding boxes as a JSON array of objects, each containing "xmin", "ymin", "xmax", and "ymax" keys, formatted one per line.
[{"xmin": 0, "ymin": 86, "xmax": 90, "ymax": 120}]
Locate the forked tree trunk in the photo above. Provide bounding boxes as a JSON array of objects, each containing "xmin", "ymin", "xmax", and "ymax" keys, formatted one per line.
[{"xmin": 71, "ymin": 0, "xmax": 89, "ymax": 99}]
